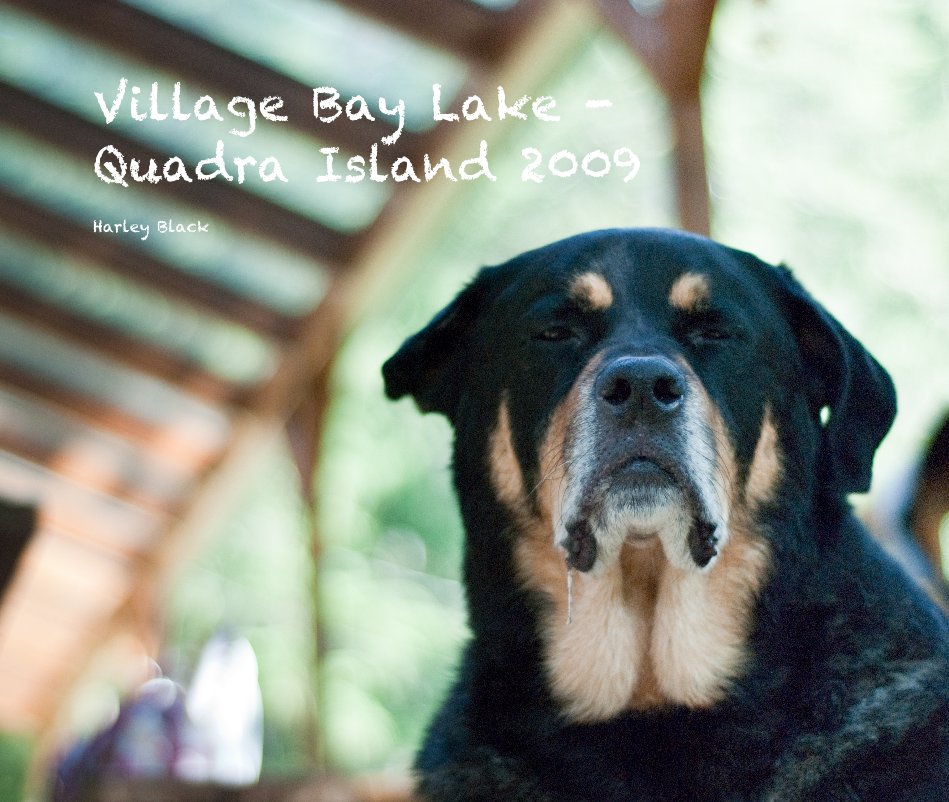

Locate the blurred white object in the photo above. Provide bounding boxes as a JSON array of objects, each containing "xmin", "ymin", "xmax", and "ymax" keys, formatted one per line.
[{"xmin": 181, "ymin": 629, "xmax": 264, "ymax": 785}]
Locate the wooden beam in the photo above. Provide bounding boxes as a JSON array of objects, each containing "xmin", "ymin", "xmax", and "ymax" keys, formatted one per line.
[
  {"xmin": 0, "ymin": 432, "xmax": 177, "ymax": 516},
  {"xmin": 0, "ymin": 640, "xmax": 98, "ymax": 721},
  {"xmin": 246, "ymin": 283, "xmax": 349, "ymax": 418},
  {"xmin": 0, "ymin": 81, "xmax": 358, "ymax": 264},
  {"xmin": 0, "ymin": 587, "xmax": 140, "ymax": 740},
  {"xmin": 592, "ymin": 0, "xmax": 715, "ymax": 235},
  {"xmin": 286, "ymin": 354, "xmax": 338, "ymax": 510},
  {"xmin": 669, "ymin": 95, "xmax": 710, "ymax": 236},
  {"xmin": 0, "ymin": 363, "xmax": 222, "ymax": 473},
  {"xmin": 342, "ymin": 0, "xmax": 543, "ymax": 63},
  {"xmin": 0, "ymin": 280, "xmax": 256, "ymax": 409},
  {"xmin": 285, "ymin": 345, "xmax": 342, "ymax": 768},
  {"xmin": 0, "ymin": 407, "xmax": 189, "ymax": 516},
  {"xmin": 1, "ymin": 528, "xmax": 137, "ymax": 621},
  {"xmin": 593, "ymin": 0, "xmax": 716, "ymax": 100},
  {"xmin": 0, "ymin": 455, "xmax": 163, "ymax": 558},
  {"xmin": 0, "ymin": 190, "xmax": 296, "ymax": 341},
  {"xmin": 9, "ymin": 0, "xmax": 428, "ymax": 165}
]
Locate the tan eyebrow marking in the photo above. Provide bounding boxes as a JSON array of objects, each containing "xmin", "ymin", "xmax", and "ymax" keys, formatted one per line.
[
  {"xmin": 669, "ymin": 272, "xmax": 710, "ymax": 311},
  {"xmin": 569, "ymin": 272, "xmax": 614, "ymax": 310}
]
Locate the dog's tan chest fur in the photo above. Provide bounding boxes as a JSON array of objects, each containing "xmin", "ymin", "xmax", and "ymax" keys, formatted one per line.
[{"xmin": 518, "ymin": 531, "xmax": 768, "ymax": 722}]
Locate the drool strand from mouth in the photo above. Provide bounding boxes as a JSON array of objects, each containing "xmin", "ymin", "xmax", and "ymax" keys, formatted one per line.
[{"xmin": 561, "ymin": 519, "xmax": 597, "ymax": 572}]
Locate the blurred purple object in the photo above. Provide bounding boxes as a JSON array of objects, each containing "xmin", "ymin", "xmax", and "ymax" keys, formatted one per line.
[
  {"xmin": 50, "ymin": 630, "xmax": 263, "ymax": 800},
  {"xmin": 51, "ymin": 677, "xmax": 196, "ymax": 801}
]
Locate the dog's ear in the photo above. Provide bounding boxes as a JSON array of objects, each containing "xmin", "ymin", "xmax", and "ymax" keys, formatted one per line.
[
  {"xmin": 382, "ymin": 270, "xmax": 497, "ymax": 418},
  {"xmin": 775, "ymin": 266, "xmax": 896, "ymax": 495}
]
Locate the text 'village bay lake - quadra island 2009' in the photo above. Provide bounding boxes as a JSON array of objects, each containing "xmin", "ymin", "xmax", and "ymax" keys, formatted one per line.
[{"xmin": 92, "ymin": 80, "xmax": 575, "ymax": 187}]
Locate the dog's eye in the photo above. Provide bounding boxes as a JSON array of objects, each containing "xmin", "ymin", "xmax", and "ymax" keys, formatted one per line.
[
  {"xmin": 680, "ymin": 312, "xmax": 733, "ymax": 345},
  {"xmin": 688, "ymin": 329, "xmax": 729, "ymax": 346},
  {"xmin": 535, "ymin": 325, "xmax": 575, "ymax": 342}
]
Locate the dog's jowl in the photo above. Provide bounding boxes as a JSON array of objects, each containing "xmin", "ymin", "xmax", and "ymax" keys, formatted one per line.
[{"xmin": 383, "ymin": 229, "xmax": 948, "ymax": 801}]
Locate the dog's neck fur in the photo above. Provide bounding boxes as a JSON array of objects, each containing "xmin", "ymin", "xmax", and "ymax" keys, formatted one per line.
[{"xmin": 515, "ymin": 514, "xmax": 770, "ymax": 722}]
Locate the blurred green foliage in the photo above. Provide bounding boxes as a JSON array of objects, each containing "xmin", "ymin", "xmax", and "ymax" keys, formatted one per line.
[{"xmin": 0, "ymin": 733, "xmax": 30, "ymax": 801}]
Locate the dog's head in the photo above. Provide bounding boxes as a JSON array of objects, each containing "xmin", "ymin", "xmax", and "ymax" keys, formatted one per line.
[
  {"xmin": 384, "ymin": 229, "xmax": 896, "ymax": 717},
  {"xmin": 385, "ymin": 228, "xmax": 895, "ymax": 569}
]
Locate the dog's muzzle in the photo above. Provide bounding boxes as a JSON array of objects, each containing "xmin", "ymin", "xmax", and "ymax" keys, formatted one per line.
[{"xmin": 557, "ymin": 354, "xmax": 725, "ymax": 572}]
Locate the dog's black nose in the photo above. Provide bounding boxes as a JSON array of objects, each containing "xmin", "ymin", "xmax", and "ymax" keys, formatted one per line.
[{"xmin": 596, "ymin": 356, "xmax": 686, "ymax": 419}]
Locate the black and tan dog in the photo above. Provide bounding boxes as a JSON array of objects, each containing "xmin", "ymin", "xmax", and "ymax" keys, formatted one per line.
[{"xmin": 383, "ymin": 229, "xmax": 948, "ymax": 801}]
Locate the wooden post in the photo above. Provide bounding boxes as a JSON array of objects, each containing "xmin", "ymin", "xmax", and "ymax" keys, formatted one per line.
[{"xmin": 593, "ymin": 0, "xmax": 717, "ymax": 235}]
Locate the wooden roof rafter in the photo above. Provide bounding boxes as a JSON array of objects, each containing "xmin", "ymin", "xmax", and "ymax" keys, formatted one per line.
[
  {"xmin": 0, "ymin": 363, "xmax": 225, "ymax": 473},
  {"xmin": 0, "ymin": 280, "xmax": 257, "ymax": 409},
  {"xmin": 9, "ymin": 0, "xmax": 428, "ymax": 165},
  {"xmin": 344, "ymin": 0, "xmax": 543, "ymax": 64},
  {"xmin": 0, "ymin": 431, "xmax": 185, "ymax": 517},
  {"xmin": 0, "ymin": 82, "xmax": 357, "ymax": 265},
  {"xmin": 0, "ymin": 190, "xmax": 298, "ymax": 341}
]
